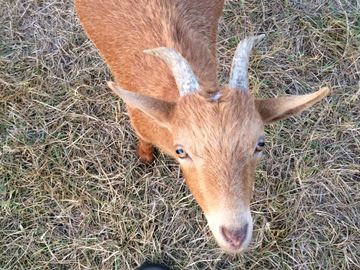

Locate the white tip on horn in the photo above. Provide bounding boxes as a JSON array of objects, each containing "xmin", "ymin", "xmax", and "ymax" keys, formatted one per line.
[
  {"xmin": 144, "ymin": 47, "xmax": 200, "ymax": 96},
  {"xmin": 228, "ymin": 34, "xmax": 265, "ymax": 91}
]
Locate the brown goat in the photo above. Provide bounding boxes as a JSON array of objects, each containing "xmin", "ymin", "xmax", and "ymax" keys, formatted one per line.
[{"xmin": 75, "ymin": 0, "xmax": 329, "ymax": 253}]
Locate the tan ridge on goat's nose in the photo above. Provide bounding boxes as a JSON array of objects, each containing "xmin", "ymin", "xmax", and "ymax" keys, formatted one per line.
[{"xmin": 221, "ymin": 224, "xmax": 248, "ymax": 249}]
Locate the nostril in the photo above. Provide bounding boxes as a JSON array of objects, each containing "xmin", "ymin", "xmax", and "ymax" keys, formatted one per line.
[{"xmin": 221, "ymin": 224, "xmax": 248, "ymax": 248}]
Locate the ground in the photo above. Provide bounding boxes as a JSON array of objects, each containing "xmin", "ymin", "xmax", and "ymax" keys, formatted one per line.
[{"xmin": 0, "ymin": 0, "xmax": 359, "ymax": 269}]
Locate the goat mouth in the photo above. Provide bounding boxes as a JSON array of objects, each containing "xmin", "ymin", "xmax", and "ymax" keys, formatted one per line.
[{"xmin": 220, "ymin": 240, "xmax": 251, "ymax": 253}]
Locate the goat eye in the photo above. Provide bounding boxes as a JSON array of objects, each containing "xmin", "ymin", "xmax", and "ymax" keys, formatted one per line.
[
  {"xmin": 255, "ymin": 138, "xmax": 265, "ymax": 153},
  {"xmin": 175, "ymin": 146, "xmax": 187, "ymax": 159}
]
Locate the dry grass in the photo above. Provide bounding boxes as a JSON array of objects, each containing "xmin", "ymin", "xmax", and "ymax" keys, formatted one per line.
[{"xmin": 1, "ymin": 0, "xmax": 359, "ymax": 269}]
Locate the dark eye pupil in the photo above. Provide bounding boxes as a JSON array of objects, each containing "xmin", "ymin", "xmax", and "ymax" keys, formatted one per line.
[
  {"xmin": 258, "ymin": 141, "xmax": 265, "ymax": 147},
  {"xmin": 176, "ymin": 148, "xmax": 184, "ymax": 155}
]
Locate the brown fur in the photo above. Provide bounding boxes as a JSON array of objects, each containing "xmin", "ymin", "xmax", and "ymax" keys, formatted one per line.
[
  {"xmin": 75, "ymin": 0, "xmax": 231, "ymax": 213},
  {"xmin": 170, "ymin": 89, "xmax": 263, "ymax": 212},
  {"xmin": 75, "ymin": 0, "xmax": 223, "ymax": 98},
  {"xmin": 75, "ymin": 0, "xmax": 329, "ymax": 252}
]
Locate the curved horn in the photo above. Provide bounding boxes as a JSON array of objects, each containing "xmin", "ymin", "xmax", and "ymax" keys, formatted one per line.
[
  {"xmin": 228, "ymin": 35, "xmax": 265, "ymax": 91},
  {"xmin": 144, "ymin": 47, "xmax": 200, "ymax": 96}
]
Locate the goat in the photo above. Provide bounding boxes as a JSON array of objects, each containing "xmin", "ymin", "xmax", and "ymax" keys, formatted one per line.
[{"xmin": 75, "ymin": 0, "xmax": 329, "ymax": 253}]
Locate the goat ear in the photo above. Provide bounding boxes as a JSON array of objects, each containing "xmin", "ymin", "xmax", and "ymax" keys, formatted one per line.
[
  {"xmin": 107, "ymin": 82, "xmax": 175, "ymax": 127},
  {"xmin": 255, "ymin": 87, "xmax": 330, "ymax": 123}
]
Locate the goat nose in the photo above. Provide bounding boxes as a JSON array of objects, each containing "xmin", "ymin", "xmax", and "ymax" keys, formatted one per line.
[{"xmin": 221, "ymin": 224, "xmax": 248, "ymax": 248}]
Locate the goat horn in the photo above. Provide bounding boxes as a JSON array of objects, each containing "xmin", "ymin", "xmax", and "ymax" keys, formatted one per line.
[
  {"xmin": 144, "ymin": 47, "xmax": 200, "ymax": 96},
  {"xmin": 228, "ymin": 34, "xmax": 265, "ymax": 91}
]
